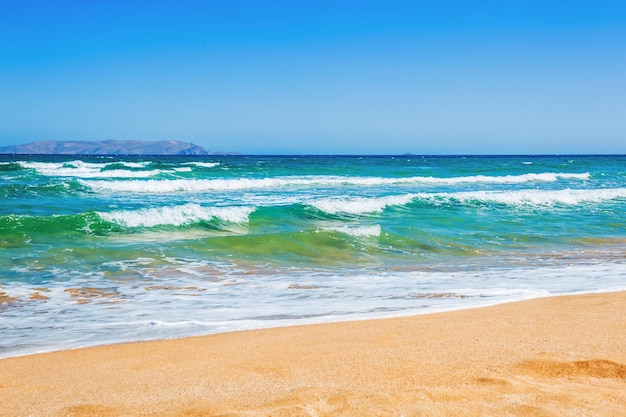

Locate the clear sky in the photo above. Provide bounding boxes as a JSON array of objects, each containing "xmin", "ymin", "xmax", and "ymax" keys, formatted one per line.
[{"xmin": 1, "ymin": 1, "xmax": 625, "ymax": 154}]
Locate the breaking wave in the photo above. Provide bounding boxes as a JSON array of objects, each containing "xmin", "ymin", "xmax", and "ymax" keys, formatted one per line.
[
  {"xmin": 18, "ymin": 160, "xmax": 161, "ymax": 178},
  {"xmin": 318, "ymin": 224, "xmax": 382, "ymax": 237},
  {"xmin": 78, "ymin": 172, "xmax": 590, "ymax": 193},
  {"xmin": 307, "ymin": 188, "xmax": 626, "ymax": 215},
  {"xmin": 309, "ymin": 195, "xmax": 415, "ymax": 215},
  {"xmin": 97, "ymin": 204, "xmax": 255, "ymax": 227}
]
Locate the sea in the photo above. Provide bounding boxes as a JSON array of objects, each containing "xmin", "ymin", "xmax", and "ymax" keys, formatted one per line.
[{"xmin": 1, "ymin": 154, "xmax": 625, "ymax": 358}]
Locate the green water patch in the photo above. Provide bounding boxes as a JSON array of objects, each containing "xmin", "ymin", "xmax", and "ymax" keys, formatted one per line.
[
  {"xmin": 0, "ymin": 180, "xmax": 86, "ymax": 199},
  {"xmin": 1, "ymin": 241, "xmax": 168, "ymax": 285},
  {"xmin": 248, "ymin": 204, "xmax": 354, "ymax": 233},
  {"xmin": 0, "ymin": 162, "xmax": 24, "ymax": 172},
  {"xmin": 174, "ymin": 225, "xmax": 493, "ymax": 268},
  {"xmin": 182, "ymin": 229, "xmax": 383, "ymax": 266},
  {"xmin": 0, "ymin": 211, "xmax": 121, "ymax": 246},
  {"xmin": 379, "ymin": 227, "xmax": 482, "ymax": 257}
]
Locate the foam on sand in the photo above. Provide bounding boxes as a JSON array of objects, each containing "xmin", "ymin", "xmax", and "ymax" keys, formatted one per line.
[{"xmin": 0, "ymin": 292, "xmax": 624, "ymax": 416}]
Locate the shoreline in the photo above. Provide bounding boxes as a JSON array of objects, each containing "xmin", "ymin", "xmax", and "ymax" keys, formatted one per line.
[
  {"xmin": 1, "ymin": 291, "xmax": 625, "ymax": 416},
  {"xmin": 2, "ymin": 287, "xmax": 625, "ymax": 361}
]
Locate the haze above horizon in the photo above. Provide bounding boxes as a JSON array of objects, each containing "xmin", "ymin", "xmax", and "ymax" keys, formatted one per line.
[{"xmin": 1, "ymin": 1, "xmax": 624, "ymax": 155}]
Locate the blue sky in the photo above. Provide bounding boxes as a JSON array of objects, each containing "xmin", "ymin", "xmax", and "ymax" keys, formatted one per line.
[{"xmin": 1, "ymin": 1, "xmax": 624, "ymax": 154}]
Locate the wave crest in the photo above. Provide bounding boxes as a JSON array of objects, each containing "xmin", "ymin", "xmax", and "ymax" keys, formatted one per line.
[
  {"xmin": 319, "ymin": 225, "xmax": 382, "ymax": 237},
  {"xmin": 78, "ymin": 172, "xmax": 590, "ymax": 193},
  {"xmin": 307, "ymin": 188, "xmax": 626, "ymax": 215},
  {"xmin": 18, "ymin": 160, "xmax": 161, "ymax": 178},
  {"xmin": 445, "ymin": 188, "xmax": 626, "ymax": 206},
  {"xmin": 309, "ymin": 195, "xmax": 415, "ymax": 215},
  {"xmin": 97, "ymin": 204, "xmax": 255, "ymax": 227}
]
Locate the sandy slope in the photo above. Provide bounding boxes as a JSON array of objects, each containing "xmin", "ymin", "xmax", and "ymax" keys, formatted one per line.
[{"xmin": 1, "ymin": 292, "xmax": 625, "ymax": 416}]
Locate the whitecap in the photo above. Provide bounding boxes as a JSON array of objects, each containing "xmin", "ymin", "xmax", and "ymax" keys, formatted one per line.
[
  {"xmin": 309, "ymin": 195, "xmax": 416, "ymax": 215},
  {"xmin": 319, "ymin": 224, "xmax": 382, "ymax": 237},
  {"xmin": 97, "ymin": 204, "xmax": 255, "ymax": 227},
  {"xmin": 78, "ymin": 172, "xmax": 591, "ymax": 193},
  {"xmin": 18, "ymin": 160, "xmax": 162, "ymax": 178},
  {"xmin": 183, "ymin": 162, "xmax": 220, "ymax": 168},
  {"xmin": 429, "ymin": 188, "xmax": 626, "ymax": 207}
]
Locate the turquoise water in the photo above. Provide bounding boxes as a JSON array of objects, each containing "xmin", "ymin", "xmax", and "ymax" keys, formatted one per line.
[{"xmin": 1, "ymin": 155, "xmax": 626, "ymax": 357}]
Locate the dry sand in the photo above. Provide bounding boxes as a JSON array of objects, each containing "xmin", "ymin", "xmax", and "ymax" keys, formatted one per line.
[{"xmin": 1, "ymin": 291, "xmax": 625, "ymax": 416}]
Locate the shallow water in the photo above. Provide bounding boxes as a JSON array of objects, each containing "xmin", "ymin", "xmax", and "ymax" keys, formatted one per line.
[{"xmin": 1, "ymin": 154, "xmax": 625, "ymax": 357}]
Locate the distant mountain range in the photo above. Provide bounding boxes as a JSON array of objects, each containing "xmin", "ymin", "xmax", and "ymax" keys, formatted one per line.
[{"xmin": 0, "ymin": 140, "xmax": 236, "ymax": 155}]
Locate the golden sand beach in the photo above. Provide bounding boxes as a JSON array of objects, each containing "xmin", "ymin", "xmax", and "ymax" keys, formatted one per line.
[{"xmin": 1, "ymin": 291, "xmax": 625, "ymax": 416}]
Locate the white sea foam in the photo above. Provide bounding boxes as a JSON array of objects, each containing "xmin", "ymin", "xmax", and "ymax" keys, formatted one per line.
[
  {"xmin": 98, "ymin": 204, "xmax": 255, "ymax": 227},
  {"xmin": 79, "ymin": 169, "xmax": 163, "ymax": 178},
  {"xmin": 427, "ymin": 188, "xmax": 626, "ymax": 207},
  {"xmin": 78, "ymin": 172, "xmax": 590, "ymax": 193},
  {"xmin": 81, "ymin": 178, "xmax": 291, "ymax": 192},
  {"xmin": 308, "ymin": 188, "xmax": 626, "ymax": 215},
  {"xmin": 320, "ymin": 224, "xmax": 382, "ymax": 237},
  {"xmin": 183, "ymin": 162, "xmax": 220, "ymax": 168},
  {"xmin": 3, "ymin": 261, "xmax": 625, "ymax": 359},
  {"xmin": 18, "ymin": 160, "xmax": 162, "ymax": 178},
  {"xmin": 310, "ymin": 195, "xmax": 416, "ymax": 215},
  {"xmin": 119, "ymin": 162, "xmax": 150, "ymax": 168},
  {"xmin": 339, "ymin": 172, "xmax": 591, "ymax": 185},
  {"xmin": 404, "ymin": 172, "xmax": 590, "ymax": 185},
  {"xmin": 19, "ymin": 160, "xmax": 99, "ymax": 169}
]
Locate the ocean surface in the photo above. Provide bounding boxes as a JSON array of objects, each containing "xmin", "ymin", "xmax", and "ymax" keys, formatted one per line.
[{"xmin": 1, "ymin": 154, "xmax": 626, "ymax": 358}]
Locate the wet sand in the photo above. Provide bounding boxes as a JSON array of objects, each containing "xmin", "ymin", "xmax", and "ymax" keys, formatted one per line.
[{"xmin": 1, "ymin": 291, "xmax": 625, "ymax": 416}]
